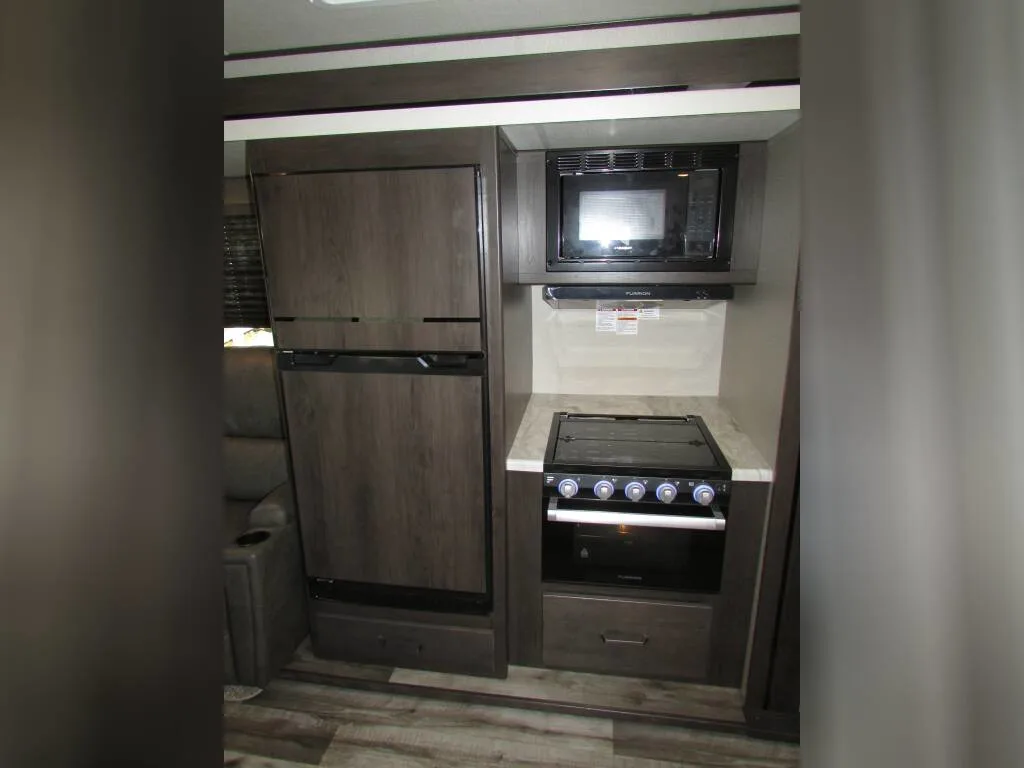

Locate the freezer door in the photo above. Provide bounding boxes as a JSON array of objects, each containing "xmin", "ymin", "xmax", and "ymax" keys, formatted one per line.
[
  {"xmin": 281, "ymin": 368, "xmax": 487, "ymax": 594},
  {"xmin": 255, "ymin": 166, "xmax": 481, "ymax": 321}
]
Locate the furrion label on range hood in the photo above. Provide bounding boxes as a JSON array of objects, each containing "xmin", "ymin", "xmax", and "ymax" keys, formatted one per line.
[{"xmin": 541, "ymin": 284, "xmax": 734, "ymax": 309}]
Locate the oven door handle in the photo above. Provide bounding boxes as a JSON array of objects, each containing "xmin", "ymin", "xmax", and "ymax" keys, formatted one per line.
[{"xmin": 546, "ymin": 499, "xmax": 726, "ymax": 531}]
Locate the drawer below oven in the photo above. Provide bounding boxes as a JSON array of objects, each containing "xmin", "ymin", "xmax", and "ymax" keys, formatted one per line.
[{"xmin": 542, "ymin": 593, "xmax": 712, "ymax": 681}]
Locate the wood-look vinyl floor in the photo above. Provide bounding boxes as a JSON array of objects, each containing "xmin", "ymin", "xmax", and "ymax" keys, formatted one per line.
[
  {"xmin": 224, "ymin": 679, "xmax": 800, "ymax": 768},
  {"xmin": 285, "ymin": 639, "xmax": 746, "ymax": 723}
]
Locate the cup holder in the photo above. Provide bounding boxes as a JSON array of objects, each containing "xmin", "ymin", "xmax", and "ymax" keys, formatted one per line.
[{"xmin": 235, "ymin": 529, "xmax": 271, "ymax": 548}]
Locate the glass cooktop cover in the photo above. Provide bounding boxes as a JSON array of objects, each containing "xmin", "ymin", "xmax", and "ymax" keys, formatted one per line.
[{"xmin": 551, "ymin": 416, "xmax": 719, "ymax": 469}]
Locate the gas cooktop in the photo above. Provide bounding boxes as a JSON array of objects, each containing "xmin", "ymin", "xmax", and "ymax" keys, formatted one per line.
[
  {"xmin": 542, "ymin": 413, "xmax": 732, "ymax": 506},
  {"xmin": 545, "ymin": 413, "xmax": 729, "ymax": 475}
]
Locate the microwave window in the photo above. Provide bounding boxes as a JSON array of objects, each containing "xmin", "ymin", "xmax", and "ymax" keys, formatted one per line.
[
  {"xmin": 556, "ymin": 167, "xmax": 723, "ymax": 264},
  {"xmin": 578, "ymin": 190, "xmax": 666, "ymax": 242}
]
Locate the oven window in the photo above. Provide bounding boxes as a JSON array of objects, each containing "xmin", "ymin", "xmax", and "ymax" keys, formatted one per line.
[
  {"xmin": 558, "ymin": 169, "xmax": 721, "ymax": 263},
  {"xmin": 542, "ymin": 511, "xmax": 726, "ymax": 593}
]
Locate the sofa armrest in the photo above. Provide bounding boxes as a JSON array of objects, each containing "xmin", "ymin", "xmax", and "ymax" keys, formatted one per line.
[{"xmin": 248, "ymin": 483, "xmax": 294, "ymax": 529}]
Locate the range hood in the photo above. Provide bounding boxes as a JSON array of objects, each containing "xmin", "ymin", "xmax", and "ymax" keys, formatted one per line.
[{"xmin": 541, "ymin": 284, "xmax": 733, "ymax": 310}]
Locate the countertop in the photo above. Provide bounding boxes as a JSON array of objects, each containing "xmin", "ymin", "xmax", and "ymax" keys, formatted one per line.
[{"xmin": 505, "ymin": 393, "xmax": 773, "ymax": 483}]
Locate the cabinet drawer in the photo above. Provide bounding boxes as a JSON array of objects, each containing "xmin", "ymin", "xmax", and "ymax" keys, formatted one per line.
[
  {"xmin": 542, "ymin": 593, "xmax": 712, "ymax": 681},
  {"xmin": 312, "ymin": 609, "xmax": 496, "ymax": 676}
]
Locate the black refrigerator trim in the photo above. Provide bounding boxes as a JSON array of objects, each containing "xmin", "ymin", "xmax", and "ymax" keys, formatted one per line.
[
  {"xmin": 308, "ymin": 578, "xmax": 491, "ymax": 614},
  {"xmin": 277, "ymin": 350, "xmax": 485, "ymax": 375},
  {"xmin": 472, "ymin": 162, "xmax": 496, "ymax": 620}
]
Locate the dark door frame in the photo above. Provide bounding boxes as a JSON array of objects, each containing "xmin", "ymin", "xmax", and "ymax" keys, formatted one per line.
[{"xmin": 743, "ymin": 267, "xmax": 800, "ymax": 736}]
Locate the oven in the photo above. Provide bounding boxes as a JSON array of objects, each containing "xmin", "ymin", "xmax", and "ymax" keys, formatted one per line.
[{"xmin": 540, "ymin": 414, "xmax": 732, "ymax": 594}]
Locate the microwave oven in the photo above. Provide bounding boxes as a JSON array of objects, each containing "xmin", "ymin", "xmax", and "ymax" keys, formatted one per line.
[{"xmin": 545, "ymin": 144, "xmax": 739, "ymax": 273}]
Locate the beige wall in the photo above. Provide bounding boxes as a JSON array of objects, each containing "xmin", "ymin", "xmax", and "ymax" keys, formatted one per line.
[
  {"xmin": 718, "ymin": 122, "xmax": 800, "ymax": 468},
  {"xmin": 530, "ymin": 286, "xmax": 728, "ymax": 396}
]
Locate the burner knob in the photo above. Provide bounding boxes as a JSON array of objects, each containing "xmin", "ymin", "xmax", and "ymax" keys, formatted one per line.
[
  {"xmin": 557, "ymin": 478, "xmax": 579, "ymax": 498},
  {"xmin": 693, "ymin": 484, "xmax": 715, "ymax": 506},
  {"xmin": 593, "ymin": 480, "xmax": 615, "ymax": 500},
  {"xmin": 656, "ymin": 483, "xmax": 677, "ymax": 503},
  {"xmin": 624, "ymin": 481, "xmax": 646, "ymax": 502}
]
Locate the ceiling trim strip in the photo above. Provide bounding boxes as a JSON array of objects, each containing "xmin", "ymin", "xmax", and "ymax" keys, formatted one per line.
[
  {"xmin": 224, "ymin": 85, "xmax": 800, "ymax": 143},
  {"xmin": 224, "ymin": 12, "xmax": 800, "ymax": 80}
]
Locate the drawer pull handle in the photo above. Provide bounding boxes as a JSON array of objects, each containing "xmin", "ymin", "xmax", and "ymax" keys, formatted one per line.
[{"xmin": 601, "ymin": 633, "xmax": 649, "ymax": 647}]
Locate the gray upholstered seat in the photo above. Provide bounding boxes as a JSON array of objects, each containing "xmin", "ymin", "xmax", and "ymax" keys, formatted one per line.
[{"xmin": 223, "ymin": 347, "xmax": 307, "ymax": 687}]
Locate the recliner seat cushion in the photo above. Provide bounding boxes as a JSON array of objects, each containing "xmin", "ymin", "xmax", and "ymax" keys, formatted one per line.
[
  {"xmin": 223, "ymin": 348, "xmax": 283, "ymax": 439},
  {"xmin": 224, "ymin": 437, "xmax": 288, "ymax": 502}
]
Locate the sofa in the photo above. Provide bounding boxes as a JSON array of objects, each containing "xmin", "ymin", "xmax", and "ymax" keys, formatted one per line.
[{"xmin": 222, "ymin": 347, "xmax": 307, "ymax": 687}]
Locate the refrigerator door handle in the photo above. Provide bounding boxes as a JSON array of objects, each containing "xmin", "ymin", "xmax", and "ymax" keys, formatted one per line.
[
  {"xmin": 289, "ymin": 352, "xmax": 338, "ymax": 367},
  {"xmin": 278, "ymin": 350, "xmax": 484, "ymax": 375},
  {"xmin": 417, "ymin": 353, "xmax": 471, "ymax": 370}
]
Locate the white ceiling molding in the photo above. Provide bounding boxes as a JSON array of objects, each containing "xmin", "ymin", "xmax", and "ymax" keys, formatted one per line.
[
  {"xmin": 499, "ymin": 111, "xmax": 800, "ymax": 151},
  {"xmin": 224, "ymin": 85, "xmax": 800, "ymax": 143},
  {"xmin": 224, "ymin": 12, "xmax": 799, "ymax": 79}
]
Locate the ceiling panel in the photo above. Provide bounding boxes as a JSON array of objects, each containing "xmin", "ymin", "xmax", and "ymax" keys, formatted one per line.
[{"xmin": 225, "ymin": 0, "xmax": 795, "ymax": 56}]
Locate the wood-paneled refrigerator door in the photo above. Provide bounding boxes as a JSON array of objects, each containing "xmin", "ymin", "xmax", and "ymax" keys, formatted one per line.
[
  {"xmin": 280, "ymin": 366, "xmax": 488, "ymax": 597},
  {"xmin": 254, "ymin": 166, "xmax": 481, "ymax": 321}
]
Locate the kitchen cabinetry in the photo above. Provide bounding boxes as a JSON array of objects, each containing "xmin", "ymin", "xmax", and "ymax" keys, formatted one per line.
[
  {"xmin": 249, "ymin": 127, "xmax": 528, "ymax": 677},
  {"xmin": 511, "ymin": 144, "xmax": 767, "ymax": 285},
  {"xmin": 542, "ymin": 593, "xmax": 712, "ymax": 680},
  {"xmin": 507, "ymin": 469, "xmax": 770, "ymax": 686},
  {"xmin": 311, "ymin": 608, "xmax": 497, "ymax": 676}
]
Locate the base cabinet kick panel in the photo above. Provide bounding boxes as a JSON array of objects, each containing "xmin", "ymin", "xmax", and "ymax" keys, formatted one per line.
[{"xmin": 312, "ymin": 608, "xmax": 498, "ymax": 677}]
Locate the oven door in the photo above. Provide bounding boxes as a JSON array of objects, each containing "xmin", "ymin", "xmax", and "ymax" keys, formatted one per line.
[{"xmin": 541, "ymin": 498, "xmax": 727, "ymax": 592}]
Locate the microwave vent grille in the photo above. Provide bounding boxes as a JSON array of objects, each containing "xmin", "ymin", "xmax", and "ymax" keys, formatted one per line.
[
  {"xmin": 553, "ymin": 146, "xmax": 737, "ymax": 174},
  {"xmin": 641, "ymin": 151, "xmax": 670, "ymax": 169},
  {"xmin": 584, "ymin": 153, "xmax": 612, "ymax": 171},
  {"xmin": 697, "ymin": 146, "xmax": 740, "ymax": 166},
  {"xmin": 612, "ymin": 152, "xmax": 640, "ymax": 169},
  {"xmin": 669, "ymin": 150, "xmax": 699, "ymax": 168},
  {"xmin": 556, "ymin": 155, "xmax": 583, "ymax": 173}
]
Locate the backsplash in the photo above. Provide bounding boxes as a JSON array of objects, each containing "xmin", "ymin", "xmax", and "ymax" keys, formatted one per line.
[{"xmin": 530, "ymin": 286, "xmax": 727, "ymax": 396}]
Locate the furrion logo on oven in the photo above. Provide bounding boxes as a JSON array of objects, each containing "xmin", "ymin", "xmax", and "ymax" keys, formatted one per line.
[{"xmin": 624, "ymin": 290, "xmax": 652, "ymax": 297}]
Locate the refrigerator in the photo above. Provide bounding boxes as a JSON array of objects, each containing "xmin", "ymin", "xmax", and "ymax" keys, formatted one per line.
[{"xmin": 254, "ymin": 163, "xmax": 491, "ymax": 613}]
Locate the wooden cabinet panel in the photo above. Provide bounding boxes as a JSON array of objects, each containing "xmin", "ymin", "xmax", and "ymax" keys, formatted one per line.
[
  {"xmin": 227, "ymin": 37, "xmax": 800, "ymax": 120},
  {"xmin": 766, "ymin": 498, "xmax": 799, "ymax": 713},
  {"xmin": 312, "ymin": 609, "xmax": 497, "ymax": 676},
  {"xmin": 281, "ymin": 369, "xmax": 487, "ymax": 594},
  {"xmin": 708, "ymin": 481, "xmax": 770, "ymax": 687},
  {"xmin": 543, "ymin": 593, "xmax": 712, "ymax": 681},
  {"xmin": 274, "ymin": 319, "xmax": 481, "ymax": 352},
  {"xmin": 255, "ymin": 167, "xmax": 481, "ymax": 320},
  {"xmin": 506, "ymin": 471, "xmax": 544, "ymax": 666}
]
